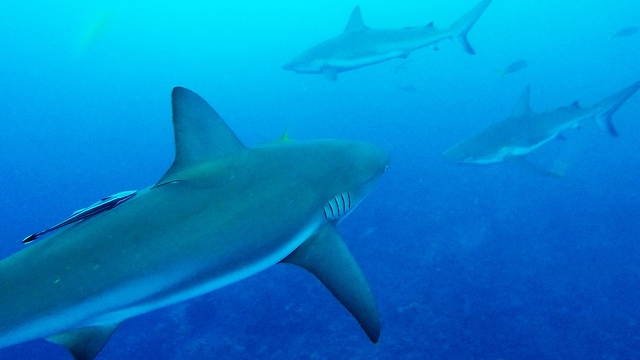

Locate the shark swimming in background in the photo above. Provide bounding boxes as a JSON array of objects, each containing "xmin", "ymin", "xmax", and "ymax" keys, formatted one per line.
[
  {"xmin": 0, "ymin": 87, "xmax": 389, "ymax": 359},
  {"xmin": 443, "ymin": 80, "xmax": 640, "ymax": 166},
  {"xmin": 282, "ymin": 0, "xmax": 493, "ymax": 80}
]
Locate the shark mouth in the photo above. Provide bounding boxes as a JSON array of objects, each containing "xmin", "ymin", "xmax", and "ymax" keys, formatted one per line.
[{"xmin": 323, "ymin": 192, "xmax": 353, "ymax": 221}]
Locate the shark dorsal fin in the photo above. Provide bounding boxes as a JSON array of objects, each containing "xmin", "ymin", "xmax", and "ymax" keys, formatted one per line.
[
  {"xmin": 343, "ymin": 6, "xmax": 368, "ymax": 33},
  {"xmin": 426, "ymin": 21, "xmax": 434, "ymax": 28},
  {"xmin": 157, "ymin": 87, "xmax": 245, "ymax": 185},
  {"xmin": 511, "ymin": 85, "xmax": 532, "ymax": 117}
]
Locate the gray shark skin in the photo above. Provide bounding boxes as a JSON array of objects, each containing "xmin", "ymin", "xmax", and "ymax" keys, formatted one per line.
[
  {"xmin": 282, "ymin": 0, "xmax": 493, "ymax": 81},
  {"xmin": 0, "ymin": 87, "xmax": 389, "ymax": 360},
  {"xmin": 443, "ymin": 80, "xmax": 640, "ymax": 164}
]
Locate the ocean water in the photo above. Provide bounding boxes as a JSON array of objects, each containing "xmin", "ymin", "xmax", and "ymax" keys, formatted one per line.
[{"xmin": 1, "ymin": 1, "xmax": 640, "ymax": 359}]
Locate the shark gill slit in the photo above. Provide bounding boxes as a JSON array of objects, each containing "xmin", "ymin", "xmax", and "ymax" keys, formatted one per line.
[{"xmin": 323, "ymin": 192, "xmax": 352, "ymax": 221}]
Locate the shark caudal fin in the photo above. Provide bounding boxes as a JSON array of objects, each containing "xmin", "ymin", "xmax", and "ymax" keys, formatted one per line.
[
  {"xmin": 447, "ymin": 0, "xmax": 492, "ymax": 55},
  {"xmin": 591, "ymin": 80, "xmax": 640, "ymax": 137}
]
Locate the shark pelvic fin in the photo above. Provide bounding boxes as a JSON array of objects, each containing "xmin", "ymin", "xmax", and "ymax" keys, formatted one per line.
[
  {"xmin": 322, "ymin": 66, "xmax": 339, "ymax": 81},
  {"xmin": 46, "ymin": 324, "xmax": 120, "ymax": 360},
  {"xmin": 280, "ymin": 224, "xmax": 380, "ymax": 343},
  {"xmin": 511, "ymin": 85, "xmax": 532, "ymax": 117},
  {"xmin": 343, "ymin": 6, "xmax": 368, "ymax": 33},
  {"xmin": 506, "ymin": 156, "xmax": 564, "ymax": 178},
  {"xmin": 157, "ymin": 87, "xmax": 246, "ymax": 186}
]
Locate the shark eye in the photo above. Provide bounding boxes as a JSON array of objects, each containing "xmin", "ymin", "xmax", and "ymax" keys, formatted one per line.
[{"xmin": 323, "ymin": 192, "xmax": 352, "ymax": 221}]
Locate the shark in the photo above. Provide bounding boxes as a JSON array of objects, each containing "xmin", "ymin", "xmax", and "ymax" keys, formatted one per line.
[
  {"xmin": 282, "ymin": 0, "xmax": 493, "ymax": 81},
  {"xmin": 443, "ymin": 80, "xmax": 640, "ymax": 165},
  {"xmin": 0, "ymin": 87, "xmax": 389, "ymax": 359}
]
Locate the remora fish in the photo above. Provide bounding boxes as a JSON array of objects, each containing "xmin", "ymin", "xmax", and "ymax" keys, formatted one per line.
[
  {"xmin": 0, "ymin": 87, "xmax": 389, "ymax": 359},
  {"xmin": 443, "ymin": 80, "xmax": 640, "ymax": 165},
  {"xmin": 282, "ymin": 0, "xmax": 493, "ymax": 80}
]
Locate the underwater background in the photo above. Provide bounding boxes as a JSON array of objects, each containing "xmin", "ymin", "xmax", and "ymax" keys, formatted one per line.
[{"xmin": 1, "ymin": 0, "xmax": 640, "ymax": 358}]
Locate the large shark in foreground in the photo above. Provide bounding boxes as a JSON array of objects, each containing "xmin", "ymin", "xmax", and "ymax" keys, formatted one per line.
[
  {"xmin": 0, "ymin": 87, "xmax": 389, "ymax": 359},
  {"xmin": 443, "ymin": 80, "xmax": 640, "ymax": 165},
  {"xmin": 282, "ymin": 0, "xmax": 493, "ymax": 80}
]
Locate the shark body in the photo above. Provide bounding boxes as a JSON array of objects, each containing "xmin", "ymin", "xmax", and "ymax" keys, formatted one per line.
[
  {"xmin": 443, "ymin": 81, "xmax": 640, "ymax": 165},
  {"xmin": 0, "ymin": 87, "xmax": 389, "ymax": 359},
  {"xmin": 282, "ymin": 0, "xmax": 493, "ymax": 80}
]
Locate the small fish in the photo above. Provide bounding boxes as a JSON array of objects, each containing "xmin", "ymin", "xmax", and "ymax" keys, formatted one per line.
[
  {"xmin": 610, "ymin": 26, "xmax": 638, "ymax": 41},
  {"xmin": 497, "ymin": 59, "xmax": 528, "ymax": 79}
]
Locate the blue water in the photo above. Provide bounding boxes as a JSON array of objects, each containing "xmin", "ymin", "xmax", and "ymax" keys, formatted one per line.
[{"xmin": 2, "ymin": 1, "xmax": 640, "ymax": 359}]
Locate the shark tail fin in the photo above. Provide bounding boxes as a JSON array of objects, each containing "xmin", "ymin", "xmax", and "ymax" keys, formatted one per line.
[
  {"xmin": 591, "ymin": 80, "xmax": 640, "ymax": 137},
  {"xmin": 447, "ymin": 0, "xmax": 492, "ymax": 55}
]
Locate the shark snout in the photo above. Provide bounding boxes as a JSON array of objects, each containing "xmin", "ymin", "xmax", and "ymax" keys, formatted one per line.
[
  {"xmin": 366, "ymin": 143, "xmax": 391, "ymax": 179},
  {"xmin": 282, "ymin": 59, "xmax": 300, "ymax": 71}
]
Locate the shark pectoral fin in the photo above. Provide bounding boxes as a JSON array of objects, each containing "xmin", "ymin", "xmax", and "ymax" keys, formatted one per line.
[
  {"xmin": 46, "ymin": 323, "xmax": 120, "ymax": 360},
  {"xmin": 156, "ymin": 87, "xmax": 246, "ymax": 186},
  {"xmin": 322, "ymin": 66, "xmax": 339, "ymax": 81},
  {"xmin": 280, "ymin": 224, "xmax": 380, "ymax": 342},
  {"xmin": 507, "ymin": 156, "xmax": 563, "ymax": 178}
]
